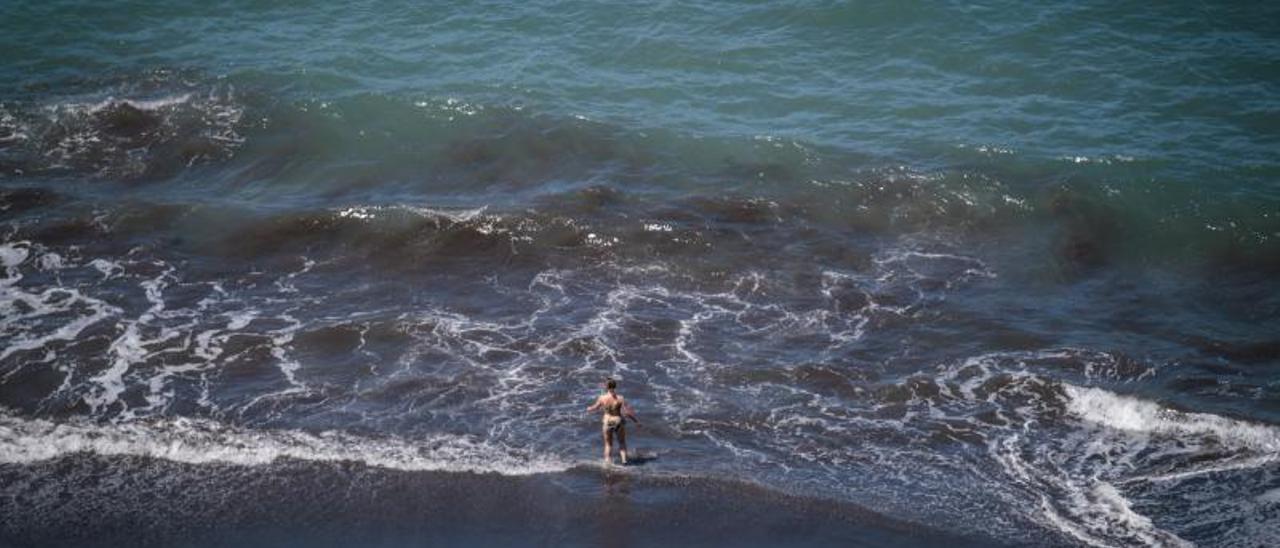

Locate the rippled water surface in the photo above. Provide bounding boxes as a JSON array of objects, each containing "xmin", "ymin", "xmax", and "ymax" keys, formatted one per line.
[{"xmin": 2, "ymin": 2, "xmax": 1279, "ymax": 546}]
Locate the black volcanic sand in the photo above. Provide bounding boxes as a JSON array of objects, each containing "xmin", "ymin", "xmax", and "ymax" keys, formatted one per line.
[{"xmin": 0, "ymin": 455, "xmax": 1002, "ymax": 548}]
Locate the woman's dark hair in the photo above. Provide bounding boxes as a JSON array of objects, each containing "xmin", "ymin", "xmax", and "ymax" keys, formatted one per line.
[{"xmin": 606, "ymin": 378, "xmax": 617, "ymax": 390}]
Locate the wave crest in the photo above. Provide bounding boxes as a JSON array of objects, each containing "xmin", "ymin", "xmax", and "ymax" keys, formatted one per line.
[
  {"xmin": 1, "ymin": 81, "xmax": 244, "ymax": 180},
  {"xmin": 1064, "ymin": 384, "xmax": 1280, "ymax": 452}
]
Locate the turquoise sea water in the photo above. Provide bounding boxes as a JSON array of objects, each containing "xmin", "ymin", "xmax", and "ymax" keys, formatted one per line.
[
  {"xmin": 2, "ymin": 2, "xmax": 1279, "ymax": 546},
  {"xmin": 5, "ymin": 2, "xmax": 1278, "ymax": 178}
]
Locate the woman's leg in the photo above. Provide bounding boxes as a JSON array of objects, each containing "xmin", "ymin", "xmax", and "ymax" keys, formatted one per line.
[
  {"xmin": 617, "ymin": 425, "xmax": 628, "ymax": 464},
  {"xmin": 602, "ymin": 427, "xmax": 612, "ymax": 463}
]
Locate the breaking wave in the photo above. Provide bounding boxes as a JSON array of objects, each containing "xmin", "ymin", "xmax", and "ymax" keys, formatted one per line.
[
  {"xmin": 0, "ymin": 76, "xmax": 245, "ymax": 180},
  {"xmin": 1064, "ymin": 384, "xmax": 1280, "ymax": 453}
]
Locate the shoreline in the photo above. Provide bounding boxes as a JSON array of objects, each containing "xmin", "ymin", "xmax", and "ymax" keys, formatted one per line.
[{"xmin": 0, "ymin": 454, "xmax": 1003, "ymax": 548}]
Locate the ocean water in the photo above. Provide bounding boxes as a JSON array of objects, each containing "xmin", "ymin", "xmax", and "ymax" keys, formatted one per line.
[{"xmin": 2, "ymin": 1, "xmax": 1279, "ymax": 546}]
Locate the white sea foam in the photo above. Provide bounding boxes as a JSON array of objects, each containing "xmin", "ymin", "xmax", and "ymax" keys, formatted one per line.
[
  {"xmin": 1, "ymin": 245, "xmax": 123, "ymax": 367},
  {"xmin": 991, "ymin": 433, "xmax": 1194, "ymax": 548},
  {"xmin": 412, "ymin": 205, "xmax": 488, "ymax": 223},
  {"xmin": 1063, "ymin": 384, "xmax": 1280, "ymax": 452},
  {"xmin": 0, "ymin": 291, "xmax": 118, "ymax": 363},
  {"xmin": 23, "ymin": 86, "xmax": 244, "ymax": 177},
  {"xmin": 89, "ymin": 258, "xmax": 124, "ymax": 279},
  {"xmin": 0, "ymin": 411, "xmax": 569, "ymax": 476},
  {"xmin": 84, "ymin": 266, "xmax": 176, "ymax": 413},
  {"xmin": 0, "ymin": 107, "xmax": 29, "ymax": 145},
  {"xmin": 67, "ymin": 93, "xmax": 195, "ymax": 115},
  {"xmin": 981, "ymin": 382, "xmax": 1280, "ymax": 546},
  {"xmin": 1129, "ymin": 454, "xmax": 1280, "ymax": 484},
  {"xmin": 335, "ymin": 205, "xmax": 492, "ymax": 228},
  {"xmin": 0, "ymin": 241, "xmax": 30, "ymax": 269},
  {"xmin": 0, "ymin": 242, "xmax": 323, "ymax": 417},
  {"xmin": 1083, "ymin": 482, "xmax": 1192, "ymax": 548}
]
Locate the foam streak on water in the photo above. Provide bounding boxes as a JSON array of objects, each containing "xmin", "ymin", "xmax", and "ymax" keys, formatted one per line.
[{"xmin": 0, "ymin": 409, "xmax": 568, "ymax": 476}]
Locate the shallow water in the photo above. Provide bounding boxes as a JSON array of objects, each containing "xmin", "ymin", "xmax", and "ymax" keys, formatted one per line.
[{"xmin": 2, "ymin": 1, "xmax": 1279, "ymax": 546}]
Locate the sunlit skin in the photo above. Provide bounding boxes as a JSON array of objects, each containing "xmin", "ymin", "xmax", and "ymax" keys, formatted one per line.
[{"xmin": 586, "ymin": 378, "xmax": 639, "ymax": 464}]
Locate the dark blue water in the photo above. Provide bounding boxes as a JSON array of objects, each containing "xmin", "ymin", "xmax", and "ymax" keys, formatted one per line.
[{"xmin": 2, "ymin": 2, "xmax": 1279, "ymax": 546}]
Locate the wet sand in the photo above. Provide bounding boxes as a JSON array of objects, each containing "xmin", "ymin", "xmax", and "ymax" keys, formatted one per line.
[{"xmin": 0, "ymin": 455, "xmax": 999, "ymax": 548}]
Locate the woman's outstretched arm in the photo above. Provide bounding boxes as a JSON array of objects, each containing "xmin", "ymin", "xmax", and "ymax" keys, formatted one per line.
[{"xmin": 623, "ymin": 399, "xmax": 640, "ymax": 424}]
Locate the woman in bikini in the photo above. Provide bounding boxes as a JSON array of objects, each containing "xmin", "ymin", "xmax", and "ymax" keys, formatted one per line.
[{"xmin": 586, "ymin": 378, "xmax": 639, "ymax": 464}]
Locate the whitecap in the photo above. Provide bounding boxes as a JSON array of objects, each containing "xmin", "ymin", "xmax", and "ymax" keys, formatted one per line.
[{"xmin": 1063, "ymin": 384, "xmax": 1280, "ymax": 452}]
